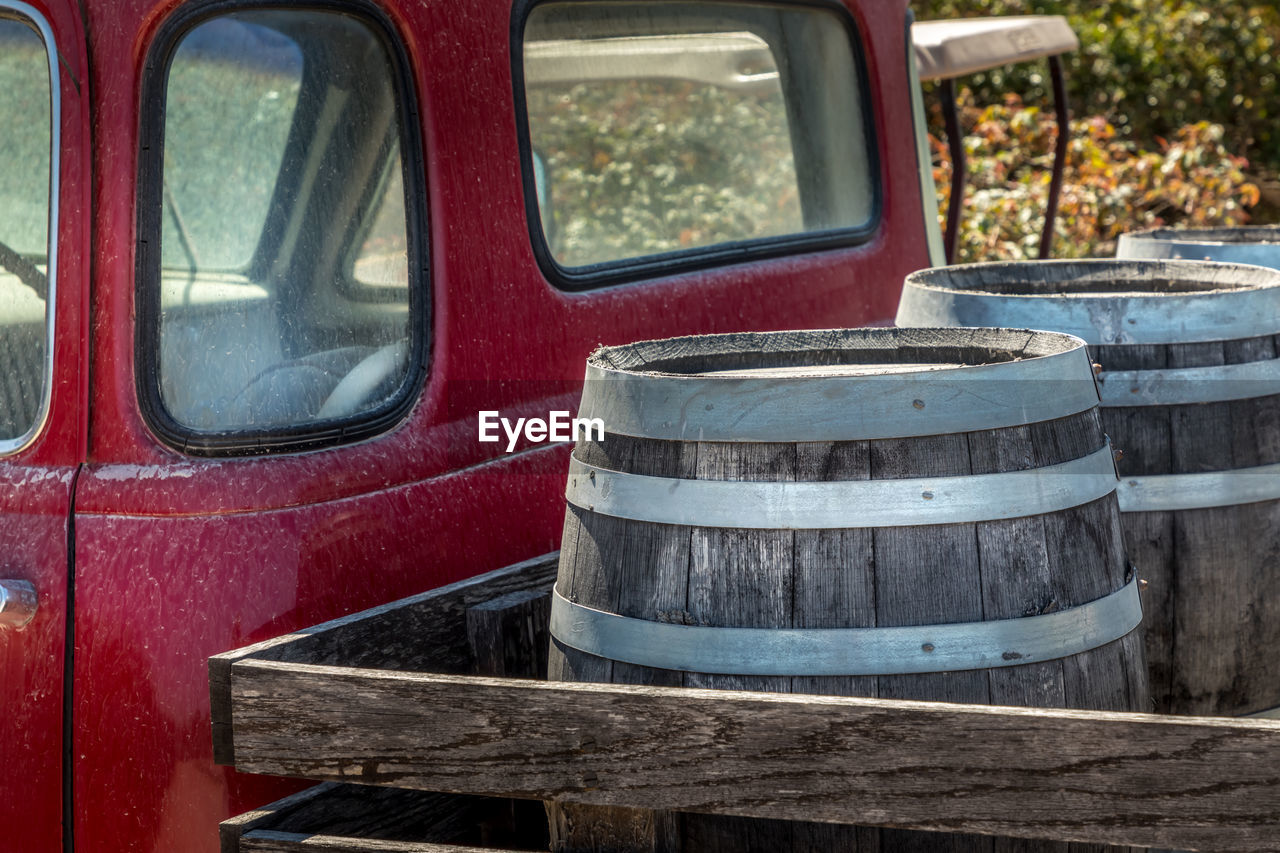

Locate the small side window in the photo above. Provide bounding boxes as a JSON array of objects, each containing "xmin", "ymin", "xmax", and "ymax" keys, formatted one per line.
[
  {"xmin": 0, "ymin": 11, "xmax": 56, "ymax": 451},
  {"xmin": 520, "ymin": 0, "xmax": 877, "ymax": 284},
  {"xmin": 138, "ymin": 6, "xmax": 425, "ymax": 454}
]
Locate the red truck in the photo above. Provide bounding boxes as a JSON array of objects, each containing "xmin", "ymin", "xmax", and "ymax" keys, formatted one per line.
[{"xmin": 0, "ymin": 0, "xmax": 938, "ymax": 849}]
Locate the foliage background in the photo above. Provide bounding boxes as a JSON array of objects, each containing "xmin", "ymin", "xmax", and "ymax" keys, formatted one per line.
[{"xmin": 919, "ymin": 0, "xmax": 1276, "ymax": 262}]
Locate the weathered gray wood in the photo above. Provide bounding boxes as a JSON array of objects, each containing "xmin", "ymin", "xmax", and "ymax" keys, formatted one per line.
[
  {"xmin": 226, "ymin": 661, "xmax": 1280, "ymax": 851},
  {"xmin": 1097, "ymin": 334, "xmax": 1280, "ymax": 716},
  {"xmin": 211, "ymin": 553, "xmax": 558, "ymax": 765},
  {"xmin": 968, "ymin": 426, "xmax": 1066, "ymax": 707},
  {"xmin": 239, "ymin": 832, "xmax": 518, "ymax": 852},
  {"xmin": 684, "ymin": 439, "xmax": 794, "ymax": 695},
  {"xmin": 678, "ymin": 440, "xmax": 797, "ymax": 850},
  {"xmin": 221, "ymin": 783, "xmax": 541, "ymax": 853},
  {"xmin": 547, "ymin": 435, "xmax": 695, "ymax": 852},
  {"xmin": 791, "ymin": 440, "xmax": 876, "ymax": 700},
  {"xmin": 871, "ymin": 432, "xmax": 989, "ymax": 708},
  {"xmin": 466, "ymin": 589, "xmax": 551, "ymax": 679},
  {"xmin": 1029, "ymin": 411, "xmax": 1145, "ymax": 716},
  {"xmin": 1100, "ymin": 344, "xmax": 1174, "ymax": 713},
  {"xmin": 899, "ymin": 262, "xmax": 1280, "ymax": 719},
  {"xmin": 552, "ymin": 330, "xmax": 1147, "ymax": 852},
  {"xmin": 222, "ymin": 784, "xmax": 336, "ymax": 853}
]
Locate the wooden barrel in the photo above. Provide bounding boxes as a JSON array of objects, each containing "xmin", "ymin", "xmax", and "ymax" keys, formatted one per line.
[
  {"xmin": 898, "ymin": 259, "xmax": 1280, "ymax": 718},
  {"xmin": 549, "ymin": 327, "xmax": 1148, "ymax": 852},
  {"xmin": 1118, "ymin": 226, "xmax": 1280, "ymax": 269}
]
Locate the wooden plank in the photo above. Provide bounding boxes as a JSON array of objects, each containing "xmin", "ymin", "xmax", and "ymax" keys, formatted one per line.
[
  {"xmin": 222, "ymin": 784, "xmax": 338, "ymax": 853},
  {"xmin": 211, "ymin": 553, "xmax": 558, "ymax": 764},
  {"xmin": 466, "ymin": 590, "xmax": 551, "ymax": 679},
  {"xmin": 221, "ymin": 783, "xmax": 529, "ymax": 843},
  {"xmin": 870, "ymin": 432, "xmax": 988, "ymax": 706},
  {"xmin": 222, "ymin": 783, "xmax": 546, "ymax": 852},
  {"xmin": 1096, "ymin": 343, "xmax": 1174, "ymax": 713},
  {"xmin": 239, "ymin": 831, "xmax": 520, "ymax": 852},
  {"xmin": 228, "ymin": 661, "xmax": 1280, "ymax": 851}
]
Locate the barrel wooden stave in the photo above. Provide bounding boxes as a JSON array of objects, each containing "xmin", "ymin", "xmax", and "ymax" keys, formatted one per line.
[
  {"xmin": 553, "ymin": 413, "xmax": 1142, "ymax": 704},
  {"xmin": 1099, "ymin": 333, "xmax": 1280, "ymax": 715}
]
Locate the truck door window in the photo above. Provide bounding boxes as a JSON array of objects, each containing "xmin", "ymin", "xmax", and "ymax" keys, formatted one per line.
[
  {"xmin": 0, "ymin": 11, "xmax": 55, "ymax": 451},
  {"xmin": 138, "ymin": 7, "xmax": 425, "ymax": 454},
  {"xmin": 520, "ymin": 1, "xmax": 877, "ymax": 285}
]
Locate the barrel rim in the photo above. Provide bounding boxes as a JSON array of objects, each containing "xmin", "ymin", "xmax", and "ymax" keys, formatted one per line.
[
  {"xmin": 578, "ymin": 327, "xmax": 1102, "ymax": 442},
  {"xmin": 586, "ymin": 325, "xmax": 1089, "ymax": 378},
  {"xmin": 897, "ymin": 259, "xmax": 1280, "ymax": 345},
  {"xmin": 1120, "ymin": 225, "xmax": 1280, "ymax": 246},
  {"xmin": 901, "ymin": 258, "xmax": 1280, "ymax": 298}
]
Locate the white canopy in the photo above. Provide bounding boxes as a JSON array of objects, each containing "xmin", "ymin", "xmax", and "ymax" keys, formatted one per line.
[{"xmin": 913, "ymin": 16, "xmax": 1078, "ymax": 82}]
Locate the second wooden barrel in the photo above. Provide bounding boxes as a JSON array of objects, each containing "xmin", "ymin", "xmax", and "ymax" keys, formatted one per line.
[
  {"xmin": 899, "ymin": 259, "xmax": 1280, "ymax": 717},
  {"xmin": 549, "ymin": 327, "xmax": 1147, "ymax": 852},
  {"xmin": 1118, "ymin": 225, "xmax": 1280, "ymax": 270}
]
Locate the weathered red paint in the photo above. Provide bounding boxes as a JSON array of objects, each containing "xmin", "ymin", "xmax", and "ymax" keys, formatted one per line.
[
  {"xmin": 0, "ymin": 0, "xmax": 89, "ymax": 849},
  {"xmin": 0, "ymin": 0, "xmax": 929, "ymax": 849}
]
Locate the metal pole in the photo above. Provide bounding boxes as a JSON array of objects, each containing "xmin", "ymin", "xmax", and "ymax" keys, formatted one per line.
[
  {"xmin": 1039, "ymin": 55, "xmax": 1070, "ymax": 259},
  {"xmin": 941, "ymin": 77, "xmax": 964, "ymax": 264}
]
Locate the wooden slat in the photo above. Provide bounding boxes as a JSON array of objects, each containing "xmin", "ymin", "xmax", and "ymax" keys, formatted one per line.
[
  {"xmin": 239, "ymin": 831, "xmax": 516, "ymax": 852},
  {"xmin": 211, "ymin": 553, "xmax": 558, "ymax": 764},
  {"xmin": 222, "ymin": 784, "xmax": 338, "ymax": 853},
  {"xmin": 228, "ymin": 661, "xmax": 1280, "ymax": 852},
  {"xmin": 221, "ymin": 783, "xmax": 543, "ymax": 853},
  {"xmin": 465, "ymin": 589, "xmax": 551, "ymax": 679}
]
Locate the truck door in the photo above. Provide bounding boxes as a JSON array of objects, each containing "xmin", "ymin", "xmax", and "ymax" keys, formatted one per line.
[{"xmin": 0, "ymin": 0, "xmax": 89, "ymax": 849}]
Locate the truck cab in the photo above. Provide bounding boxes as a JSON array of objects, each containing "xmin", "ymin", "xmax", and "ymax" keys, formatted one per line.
[{"xmin": 0, "ymin": 0, "xmax": 931, "ymax": 849}]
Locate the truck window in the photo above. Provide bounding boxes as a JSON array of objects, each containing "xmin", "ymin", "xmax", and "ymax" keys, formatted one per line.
[
  {"xmin": 520, "ymin": 0, "xmax": 876, "ymax": 284},
  {"xmin": 0, "ymin": 11, "xmax": 54, "ymax": 451},
  {"xmin": 138, "ymin": 7, "xmax": 424, "ymax": 454}
]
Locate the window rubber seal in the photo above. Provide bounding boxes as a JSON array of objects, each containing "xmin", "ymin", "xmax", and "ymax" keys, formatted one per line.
[
  {"xmin": 509, "ymin": 0, "xmax": 884, "ymax": 293},
  {"xmin": 133, "ymin": 0, "xmax": 430, "ymax": 457}
]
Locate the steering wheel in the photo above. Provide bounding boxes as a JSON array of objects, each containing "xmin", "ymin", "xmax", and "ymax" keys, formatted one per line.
[
  {"xmin": 0, "ymin": 239, "xmax": 48, "ymax": 300},
  {"xmin": 316, "ymin": 340, "xmax": 410, "ymax": 419}
]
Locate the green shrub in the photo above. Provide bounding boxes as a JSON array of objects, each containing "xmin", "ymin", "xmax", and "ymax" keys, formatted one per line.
[
  {"xmin": 915, "ymin": 0, "xmax": 1280, "ymax": 177},
  {"xmin": 934, "ymin": 90, "xmax": 1261, "ymax": 262}
]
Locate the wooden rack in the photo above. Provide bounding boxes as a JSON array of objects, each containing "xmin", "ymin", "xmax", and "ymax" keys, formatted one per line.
[{"xmin": 210, "ymin": 553, "xmax": 1280, "ymax": 853}]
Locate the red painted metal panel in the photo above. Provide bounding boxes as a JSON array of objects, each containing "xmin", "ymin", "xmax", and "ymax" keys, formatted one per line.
[
  {"xmin": 0, "ymin": 0, "xmax": 91, "ymax": 848},
  {"xmin": 69, "ymin": 0, "xmax": 926, "ymax": 850}
]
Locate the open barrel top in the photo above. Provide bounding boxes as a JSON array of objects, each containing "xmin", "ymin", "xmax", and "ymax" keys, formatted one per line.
[
  {"xmin": 580, "ymin": 327, "xmax": 1099, "ymax": 442},
  {"xmin": 898, "ymin": 259, "xmax": 1280, "ymax": 345}
]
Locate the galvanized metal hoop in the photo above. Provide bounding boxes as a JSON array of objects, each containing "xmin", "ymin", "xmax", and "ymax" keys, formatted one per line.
[
  {"xmin": 897, "ymin": 260, "xmax": 1280, "ymax": 345},
  {"xmin": 580, "ymin": 333, "xmax": 1100, "ymax": 443},
  {"xmin": 1118, "ymin": 227, "xmax": 1280, "ymax": 269},
  {"xmin": 549, "ymin": 578, "xmax": 1143, "ymax": 676},
  {"xmin": 1096, "ymin": 359, "xmax": 1280, "ymax": 407},
  {"xmin": 1116, "ymin": 461, "xmax": 1280, "ymax": 512},
  {"xmin": 566, "ymin": 444, "xmax": 1118, "ymax": 529}
]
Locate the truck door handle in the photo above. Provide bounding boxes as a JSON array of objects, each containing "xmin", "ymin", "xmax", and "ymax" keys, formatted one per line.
[{"xmin": 0, "ymin": 580, "xmax": 37, "ymax": 629}]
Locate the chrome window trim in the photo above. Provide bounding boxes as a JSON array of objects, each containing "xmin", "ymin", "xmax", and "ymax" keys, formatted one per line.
[{"xmin": 0, "ymin": 1, "xmax": 59, "ymax": 457}]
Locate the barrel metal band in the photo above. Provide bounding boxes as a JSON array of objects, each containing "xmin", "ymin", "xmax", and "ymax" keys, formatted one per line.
[
  {"xmin": 1118, "ymin": 233, "xmax": 1280, "ymax": 270},
  {"xmin": 1117, "ymin": 461, "xmax": 1280, "ymax": 512},
  {"xmin": 566, "ymin": 445, "xmax": 1118, "ymax": 529},
  {"xmin": 1097, "ymin": 359, "xmax": 1280, "ymax": 407},
  {"xmin": 550, "ymin": 579, "xmax": 1142, "ymax": 676},
  {"xmin": 896, "ymin": 279, "xmax": 1280, "ymax": 345},
  {"xmin": 579, "ymin": 346, "xmax": 1099, "ymax": 442}
]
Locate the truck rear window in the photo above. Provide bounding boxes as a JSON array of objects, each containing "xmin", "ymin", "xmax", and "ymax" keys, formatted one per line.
[
  {"xmin": 520, "ymin": 0, "xmax": 877, "ymax": 284},
  {"xmin": 0, "ymin": 11, "xmax": 55, "ymax": 452},
  {"xmin": 138, "ymin": 7, "xmax": 425, "ymax": 454}
]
